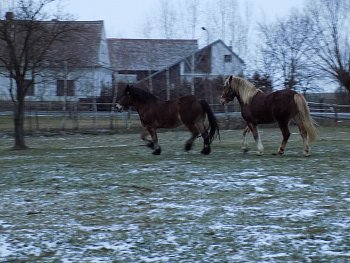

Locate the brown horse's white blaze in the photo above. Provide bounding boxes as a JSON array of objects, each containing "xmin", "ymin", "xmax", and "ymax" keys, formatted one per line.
[{"xmin": 221, "ymin": 76, "xmax": 317, "ymax": 156}]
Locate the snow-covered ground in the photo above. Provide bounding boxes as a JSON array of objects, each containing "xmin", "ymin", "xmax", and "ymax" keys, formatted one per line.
[{"xmin": 1, "ymin": 128, "xmax": 349, "ymax": 262}]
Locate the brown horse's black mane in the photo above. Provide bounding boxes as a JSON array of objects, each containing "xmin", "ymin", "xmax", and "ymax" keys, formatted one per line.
[{"xmin": 127, "ymin": 86, "xmax": 158, "ymax": 103}]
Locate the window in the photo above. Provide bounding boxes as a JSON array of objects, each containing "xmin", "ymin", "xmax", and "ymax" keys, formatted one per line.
[
  {"xmin": 24, "ymin": 79, "xmax": 34, "ymax": 96},
  {"xmin": 224, "ymin": 55, "xmax": 232, "ymax": 63},
  {"xmin": 56, "ymin": 80, "xmax": 75, "ymax": 96}
]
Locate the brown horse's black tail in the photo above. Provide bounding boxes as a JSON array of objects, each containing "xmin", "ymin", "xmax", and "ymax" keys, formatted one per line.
[{"xmin": 200, "ymin": 100, "xmax": 220, "ymax": 143}]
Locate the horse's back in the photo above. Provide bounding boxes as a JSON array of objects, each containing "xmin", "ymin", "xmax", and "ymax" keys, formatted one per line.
[
  {"xmin": 257, "ymin": 89, "xmax": 297, "ymax": 123},
  {"xmin": 139, "ymin": 100, "xmax": 180, "ymax": 128},
  {"xmin": 177, "ymin": 95, "xmax": 204, "ymax": 123},
  {"xmin": 268, "ymin": 89, "xmax": 297, "ymax": 104},
  {"xmin": 245, "ymin": 89, "xmax": 298, "ymax": 124}
]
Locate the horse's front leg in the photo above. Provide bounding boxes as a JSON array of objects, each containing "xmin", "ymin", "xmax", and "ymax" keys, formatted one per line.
[
  {"xmin": 147, "ymin": 127, "xmax": 161, "ymax": 155},
  {"xmin": 242, "ymin": 125, "xmax": 250, "ymax": 153},
  {"xmin": 140, "ymin": 129, "xmax": 154, "ymax": 149},
  {"xmin": 248, "ymin": 123, "xmax": 264, "ymax": 155}
]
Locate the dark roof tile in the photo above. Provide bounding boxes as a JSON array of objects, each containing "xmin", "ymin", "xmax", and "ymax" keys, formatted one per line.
[{"xmin": 108, "ymin": 38, "xmax": 198, "ymax": 71}]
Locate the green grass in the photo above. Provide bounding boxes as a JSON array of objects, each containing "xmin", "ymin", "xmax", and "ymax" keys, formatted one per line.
[{"xmin": 0, "ymin": 126, "xmax": 350, "ymax": 262}]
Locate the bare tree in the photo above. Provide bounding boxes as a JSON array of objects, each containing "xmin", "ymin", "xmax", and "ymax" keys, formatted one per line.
[
  {"xmin": 0, "ymin": 0, "xmax": 77, "ymax": 149},
  {"xmin": 203, "ymin": 0, "xmax": 251, "ymax": 59},
  {"xmin": 140, "ymin": 14, "xmax": 154, "ymax": 38},
  {"xmin": 258, "ymin": 10, "xmax": 316, "ymax": 92},
  {"xmin": 306, "ymin": 0, "xmax": 350, "ymax": 92},
  {"xmin": 159, "ymin": 0, "xmax": 177, "ymax": 39},
  {"xmin": 204, "ymin": 0, "xmax": 237, "ymax": 43},
  {"xmin": 178, "ymin": 0, "xmax": 200, "ymax": 39},
  {"xmin": 230, "ymin": 1, "xmax": 253, "ymax": 62}
]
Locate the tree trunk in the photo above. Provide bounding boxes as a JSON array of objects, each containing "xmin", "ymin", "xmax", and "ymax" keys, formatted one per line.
[
  {"xmin": 337, "ymin": 69, "xmax": 350, "ymax": 93},
  {"xmin": 13, "ymin": 92, "xmax": 28, "ymax": 150}
]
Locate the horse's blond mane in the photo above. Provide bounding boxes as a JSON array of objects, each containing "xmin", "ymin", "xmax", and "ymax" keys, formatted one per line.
[{"xmin": 230, "ymin": 76, "xmax": 259, "ymax": 104}]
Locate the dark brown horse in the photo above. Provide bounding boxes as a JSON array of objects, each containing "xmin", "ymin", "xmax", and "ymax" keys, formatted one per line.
[
  {"xmin": 116, "ymin": 85, "xmax": 219, "ymax": 155},
  {"xmin": 220, "ymin": 76, "xmax": 317, "ymax": 156}
]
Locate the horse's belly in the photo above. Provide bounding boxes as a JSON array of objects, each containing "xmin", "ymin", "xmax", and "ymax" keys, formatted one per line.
[
  {"xmin": 242, "ymin": 110, "xmax": 274, "ymax": 124},
  {"xmin": 155, "ymin": 115, "xmax": 182, "ymax": 128},
  {"xmin": 256, "ymin": 115, "xmax": 275, "ymax": 124}
]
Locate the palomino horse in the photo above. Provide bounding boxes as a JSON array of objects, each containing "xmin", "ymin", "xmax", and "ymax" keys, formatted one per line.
[
  {"xmin": 220, "ymin": 76, "xmax": 317, "ymax": 156},
  {"xmin": 116, "ymin": 85, "xmax": 219, "ymax": 155}
]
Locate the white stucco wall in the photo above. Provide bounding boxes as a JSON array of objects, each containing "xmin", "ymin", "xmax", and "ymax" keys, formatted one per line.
[
  {"xmin": 211, "ymin": 41, "xmax": 244, "ymax": 77},
  {"xmin": 0, "ymin": 67, "xmax": 112, "ymax": 101}
]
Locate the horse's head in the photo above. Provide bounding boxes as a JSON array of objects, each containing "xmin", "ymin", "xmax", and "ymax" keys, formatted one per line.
[
  {"xmin": 220, "ymin": 75, "xmax": 236, "ymax": 105},
  {"xmin": 115, "ymin": 85, "xmax": 133, "ymax": 111}
]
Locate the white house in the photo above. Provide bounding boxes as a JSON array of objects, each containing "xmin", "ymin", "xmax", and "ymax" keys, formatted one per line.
[
  {"xmin": 1, "ymin": 17, "xmax": 244, "ymax": 105},
  {"xmin": 0, "ymin": 20, "xmax": 113, "ymax": 102},
  {"xmin": 135, "ymin": 39, "xmax": 245, "ymax": 100}
]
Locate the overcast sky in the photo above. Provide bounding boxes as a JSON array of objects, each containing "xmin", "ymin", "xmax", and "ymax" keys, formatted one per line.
[{"xmin": 61, "ymin": 0, "xmax": 306, "ymax": 38}]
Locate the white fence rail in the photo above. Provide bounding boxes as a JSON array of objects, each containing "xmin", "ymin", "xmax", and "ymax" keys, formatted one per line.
[
  {"xmin": 0, "ymin": 102, "xmax": 349, "ymax": 133},
  {"xmin": 308, "ymin": 102, "xmax": 350, "ymax": 122}
]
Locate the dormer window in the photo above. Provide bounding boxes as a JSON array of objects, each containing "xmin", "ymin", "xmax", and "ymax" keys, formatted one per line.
[{"xmin": 224, "ymin": 55, "xmax": 232, "ymax": 62}]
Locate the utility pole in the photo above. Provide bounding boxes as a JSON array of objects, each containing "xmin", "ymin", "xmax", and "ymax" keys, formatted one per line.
[
  {"xmin": 63, "ymin": 61, "xmax": 68, "ymax": 111},
  {"xmin": 166, "ymin": 68, "xmax": 170, "ymax": 100},
  {"xmin": 201, "ymin": 26, "xmax": 209, "ymax": 45}
]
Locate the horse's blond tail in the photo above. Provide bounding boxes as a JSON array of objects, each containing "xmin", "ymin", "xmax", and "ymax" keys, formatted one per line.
[{"xmin": 294, "ymin": 94, "xmax": 318, "ymax": 142}]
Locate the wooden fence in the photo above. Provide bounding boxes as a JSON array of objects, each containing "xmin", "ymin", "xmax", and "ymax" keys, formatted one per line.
[{"xmin": 1, "ymin": 101, "xmax": 350, "ymax": 134}]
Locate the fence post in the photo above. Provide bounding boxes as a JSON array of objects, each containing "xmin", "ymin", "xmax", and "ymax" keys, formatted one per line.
[
  {"xmin": 73, "ymin": 102, "xmax": 79, "ymax": 130},
  {"xmin": 110, "ymin": 103, "xmax": 117, "ymax": 130},
  {"xmin": 333, "ymin": 105, "xmax": 338, "ymax": 123}
]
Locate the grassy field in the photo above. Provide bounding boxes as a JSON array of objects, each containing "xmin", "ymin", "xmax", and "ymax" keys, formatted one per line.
[{"xmin": 0, "ymin": 126, "xmax": 350, "ymax": 262}]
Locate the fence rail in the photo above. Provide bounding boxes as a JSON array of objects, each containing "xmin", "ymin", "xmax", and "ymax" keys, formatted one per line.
[
  {"xmin": 1, "ymin": 101, "xmax": 349, "ymax": 134},
  {"xmin": 308, "ymin": 102, "xmax": 350, "ymax": 122}
]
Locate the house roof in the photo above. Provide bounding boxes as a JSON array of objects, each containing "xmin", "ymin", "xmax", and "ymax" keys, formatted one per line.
[
  {"xmin": 138, "ymin": 39, "xmax": 245, "ymax": 82},
  {"xmin": 0, "ymin": 19, "xmax": 105, "ymax": 69},
  {"xmin": 108, "ymin": 38, "xmax": 198, "ymax": 71},
  {"xmin": 207, "ymin": 39, "xmax": 245, "ymax": 65},
  {"xmin": 47, "ymin": 20, "xmax": 105, "ymax": 68}
]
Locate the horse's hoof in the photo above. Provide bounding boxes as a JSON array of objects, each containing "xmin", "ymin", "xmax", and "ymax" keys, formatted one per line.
[
  {"xmin": 276, "ymin": 149, "xmax": 284, "ymax": 155},
  {"xmin": 152, "ymin": 148, "xmax": 161, "ymax": 155},
  {"xmin": 242, "ymin": 148, "xmax": 249, "ymax": 153},
  {"xmin": 201, "ymin": 147, "xmax": 211, "ymax": 155},
  {"xmin": 147, "ymin": 142, "xmax": 155, "ymax": 149},
  {"xmin": 185, "ymin": 142, "xmax": 193, "ymax": 151}
]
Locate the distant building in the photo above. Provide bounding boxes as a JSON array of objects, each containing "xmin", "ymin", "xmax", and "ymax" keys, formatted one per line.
[
  {"xmin": 0, "ymin": 19, "xmax": 113, "ymax": 102},
  {"xmin": 108, "ymin": 38, "xmax": 198, "ymax": 83},
  {"xmin": 1, "ymin": 16, "xmax": 244, "ymax": 104},
  {"xmin": 136, "ymin": 39, "xmax": 245, "ymax": 101}
]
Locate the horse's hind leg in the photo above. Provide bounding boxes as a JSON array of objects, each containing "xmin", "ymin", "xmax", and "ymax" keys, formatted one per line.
[
  {"xmin": 184, "ymin": 124, "xmax": 200, "ymax": 152},
  {"xmin": 201, "ymin": 132, "xmax": 211, "ymax": 155},
  {"xmin": 200, "ymin": 128, "xmax": 211, "ymax": 155},
  {"xmin": 195, "ymin": 122, "xmax": 212, "ymax": 155},
  {"xmin": 295, "ymin": 118, "xmax": 310, "ymax": 156},
  {"xmin": 276, "ymin": 122, "xmax": 291, "ymax": 155}
]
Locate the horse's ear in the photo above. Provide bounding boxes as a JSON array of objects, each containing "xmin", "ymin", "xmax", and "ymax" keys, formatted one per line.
[{"xmin": 229, "ymin": 75, "xmax": 233, "ymax": 83}]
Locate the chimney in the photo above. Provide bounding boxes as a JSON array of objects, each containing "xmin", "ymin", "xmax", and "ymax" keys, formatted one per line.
[
  {"xmin": 5, "ymin": 12, "xmax": 14, "ymax": 20},
  {"xmin": 228, "ymin": 40, "xmax": 233, "ymax": 51}
]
